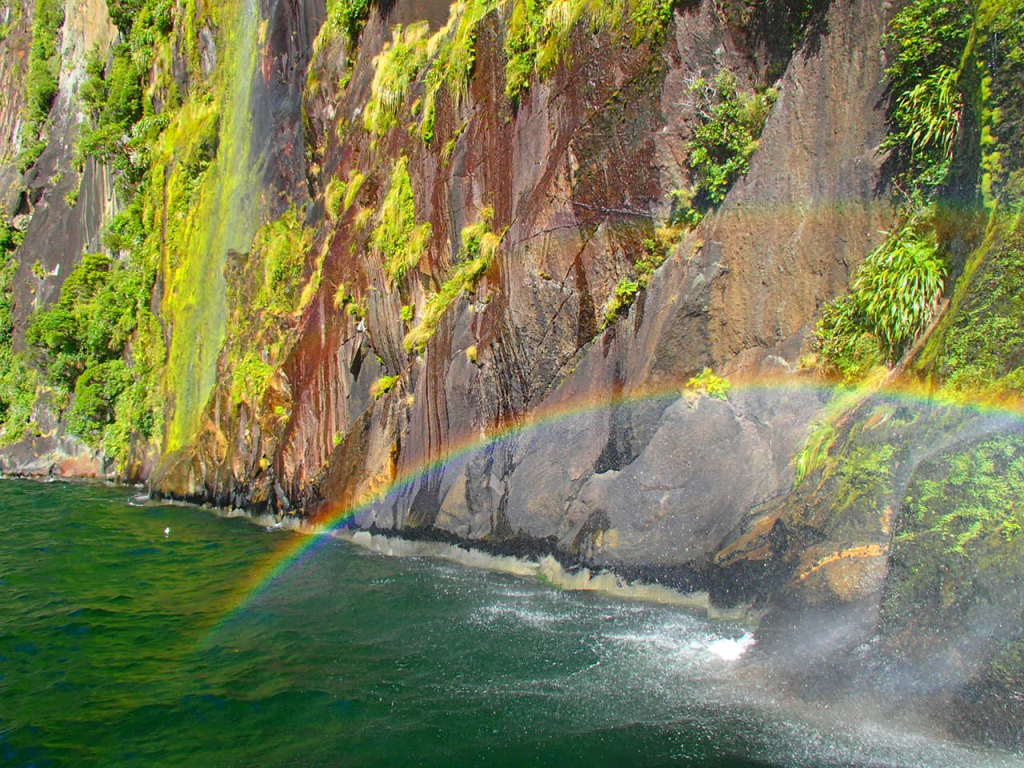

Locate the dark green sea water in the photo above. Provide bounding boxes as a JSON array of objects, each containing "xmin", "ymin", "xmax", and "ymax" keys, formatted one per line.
[{"xmin": 2, "ymin": 481, "xmax": 1022, "ymax": 767}]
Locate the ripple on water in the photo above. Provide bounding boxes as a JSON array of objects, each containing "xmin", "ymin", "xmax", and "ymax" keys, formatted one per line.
[{"xmin": 2, "ymin": 481, "xmax": 1023, "ymax": 768}]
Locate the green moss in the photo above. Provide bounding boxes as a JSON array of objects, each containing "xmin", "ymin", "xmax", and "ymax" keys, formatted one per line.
[
  {"xmin": 973, "ymin": 0, "xmax": 1024, "ymax": 206},
  {"xmin": 372, "ymin": 375, "xmax": 400, "ymax": 399},
  {"xmin": 503, "ymin": 0, "xmax": 681, "ymax": 103},
  {"xmin": 404, "ymin": 208, "xmax": 503, "ymax": 353},
  {"xmin": 684, "ymin": 368, "xmax": 731, "ymax": 400},
  {"xmin": 343, "ymin": 171, "xmax": 366, "ymax": 210},
  {"xmin": 230, "ymin": 353, "xmax": 274, "ymax": 406},
  {"xmin": 419, "ymin": 0, "xmax": 500, "ymax": 142},
  {"xmin": 930, "ymin": 225, "xmax": 1024, "ymax": 397},
  {"xmin": 325, "ymin": 178, "xmax": 347, "ymax": 220},
  {"xmin": 372, "ymin": 156, "xmax": 432, "ymax": 284},
  {"xmin": 359, "ymin": 0, "xmax": 501, "ymax": 144},
  {"xmin": 504, "ymin": 0, "xmax": 546, "ymax": 103},
  {"xmin": 253, "ymin": 206, "xmax": 316, "ymax": 316},
  {"xmin": 330, "ymin": 281, "xmax": 366, "ymax": 320},
  {"xmin": 333, "ymin": 282, "xmax": 352, "ymax": 309},
  {"xmin": 600, "ymin": 237, "xmax": 670, "ymax": 328},
  {"xmin": 323, "ymin": 168, "xmax": 366, "ymax": 223},
  {"xmin": 363, "ymin": 23, "xmax": 430, "ymax": 137}
]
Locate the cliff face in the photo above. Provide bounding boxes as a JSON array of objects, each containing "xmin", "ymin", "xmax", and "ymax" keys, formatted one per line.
[
  {"xmin": 167, "ymin": 0, "xmax": 893, "ymax": 530},
  {"xmin": 0, "ymin": 0, "xmax": 1022, "ymax": 749}
]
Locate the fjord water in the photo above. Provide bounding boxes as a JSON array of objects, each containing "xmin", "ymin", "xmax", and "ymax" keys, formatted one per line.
[{"xmin": 1, "ymin": 481, "xmax": 1021, "ymax": 768}]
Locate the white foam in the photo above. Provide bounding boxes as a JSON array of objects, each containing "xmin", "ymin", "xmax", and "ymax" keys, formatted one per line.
[
  {"xmin": 338, "ymin": 531, "xmax": 745, "ymax": 617},
  {"xmin": 706, "ymin": 632, "xmax": 756, "ymax": 661},
  {"xmin": 181, "ymin": 500, "xmax": 752, "ymax": 619},
  {"xmin": 185, "ymin": 501, "xmax": 1024, "ymax": 768}
]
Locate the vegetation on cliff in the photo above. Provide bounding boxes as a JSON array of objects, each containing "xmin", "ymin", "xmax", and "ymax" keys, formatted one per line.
[
  {"xmin": 681, "ymin": 70, "xmax": 777, "ymax": 222},
  {"xmin": 372, "ymin": 156, "xmax": 432, "ymax": 285},
  {"xmin": 20, "ymin": 0, "xmax": 64, "ymax": 170},
  {"xmin": 817, "ymin": 225, "xmax": 947, "ymax": 380},
  {"xmin": 404, "ymin": 206, "xmax": 504, "ymax": 353},
  {"xmin": 0, "ymin": 219, "xmax": 33, "ymax": 446},
  {"xmin": 4, "ymin": 0, "xmax": 824, "ymax": 473},
  {"xmin": 2, "ymin": 0, "xmax": 987, "ymax": 474},
  {"xmin": 783, "ymin": 3, "xmax": 1024, "ymax": 742},
  {"xmin": 815, "ymin": 0, "xmax": 994, "ymax": 382},
  {"xmin": 504, "ymin": 0, "xmax": 683, "ymax": 104}
]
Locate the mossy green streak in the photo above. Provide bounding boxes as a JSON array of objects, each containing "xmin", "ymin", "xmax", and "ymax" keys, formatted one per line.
[{"xmin": 163, "ymin": 0, "xmax": 263, "ymax": 452}]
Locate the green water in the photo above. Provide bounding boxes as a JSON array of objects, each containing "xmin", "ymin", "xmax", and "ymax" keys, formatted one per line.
[{"xmin": 1, "ymin": 481, "xmax": 1021, "ymax": 767}]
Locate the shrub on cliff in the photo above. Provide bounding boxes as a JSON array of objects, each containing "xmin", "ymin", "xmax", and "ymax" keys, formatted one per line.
[
  {"xmin": 324, "ymin": 0, "xmax": 373, "ymax": 48},
  {"xmin": 881, "ymin": 0, "xmax": 973, "ymax": 196},
  {"xmin": 27, "ymin": 252, "xmax": 142, "ymax": 388},
  {"xmin": 68, "ymin": 360, "xmax": 131, "ymax": 442},
  {"xmin": 684, "ymin": 368, "xmax": 731, "ymax": 400},
  {"xmin": 0, "ymin": 221, "xmax": 35, "ymax": 445},
  {"xmin": 683, "ymin": 70, "xmax": 776, "ymax": 220},
  {"xmin": 817, "ymin": 226, "xmax": 946, "ymax": 378},
  {"xmin": 19, "ymin": 0, "xmax": 66, "ymax": 170}
]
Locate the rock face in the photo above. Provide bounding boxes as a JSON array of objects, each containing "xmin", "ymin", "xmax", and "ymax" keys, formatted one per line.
[
  {"xmin": 12, "ymin": 0, "xmax": 118, "ymax": 337},
  {"xmin": 0, "ymin": 0, "xmax": 897, "ymax": 624},
  {"xmin": 292, "ymin": 0, "xmax": 895, "ymax": 549},
  {"xmin": 1, "ymin": 0, "xmax": 1022, "ymax": 750}
]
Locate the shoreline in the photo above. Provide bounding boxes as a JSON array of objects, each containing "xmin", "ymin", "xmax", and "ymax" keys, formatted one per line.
[
  {"xmin": 210, "ymin": 501, "xmax": 757, "ymax": 623},
  {"xmin": 0, "ymin": 473, "xmax": 756, "ymax": 621}
]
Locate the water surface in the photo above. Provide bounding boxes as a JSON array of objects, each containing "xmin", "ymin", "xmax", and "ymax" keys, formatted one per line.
[{"xmin": 1, "ymin": 481, "xmax": 1020, "ymax": 767}]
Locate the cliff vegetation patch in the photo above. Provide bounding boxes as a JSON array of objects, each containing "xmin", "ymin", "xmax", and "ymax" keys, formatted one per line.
[
  {"xmin": 404, "ymin": 207, "xmax": 504, "ymax": 353},
  {"xmin": 20, "ymin": 0, "xmax": 65, "ymax": 170},
  {"xmin": 373, "ymin": 156, "xmax": 432, "ymax": 285}
]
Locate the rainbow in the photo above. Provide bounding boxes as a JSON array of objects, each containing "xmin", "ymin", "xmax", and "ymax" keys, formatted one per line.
[{"xmin": 207, "ymin": 372, "xmax": 1024, "ymax": 633}]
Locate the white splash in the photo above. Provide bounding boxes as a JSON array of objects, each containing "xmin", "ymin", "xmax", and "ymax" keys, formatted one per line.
[{"xmin": 706, "ymin": 632, "xmax": 756, "ymax": 661}]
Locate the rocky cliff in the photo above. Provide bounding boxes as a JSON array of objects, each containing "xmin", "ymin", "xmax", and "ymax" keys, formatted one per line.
[{"xmin": 0, "ymin": 0, "xmax": 1022, "ymax": 750}]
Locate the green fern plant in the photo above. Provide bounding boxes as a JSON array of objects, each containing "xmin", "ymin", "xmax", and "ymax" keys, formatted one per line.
[{"xmin": 817, "ymin": 225, "xmax": 946, "ymax": 376}]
